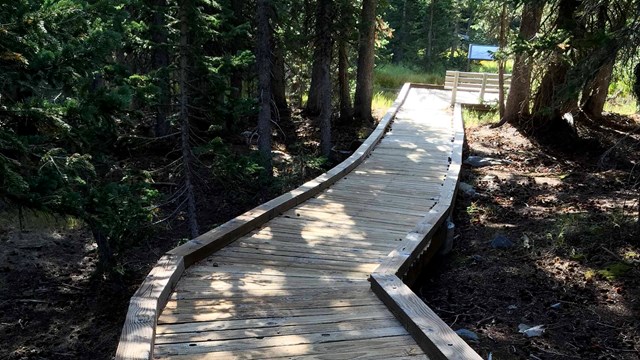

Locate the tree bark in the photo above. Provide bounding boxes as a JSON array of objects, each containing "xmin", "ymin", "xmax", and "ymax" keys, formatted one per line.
[
  {"xmin": 151, "ymin": 0, "xmax": 171, "ymax": 137},
  {"xmin": 449, "ymin": 4, "xmax": 459, "ymax": 61},
  {"xmin": 504, "ymin": 1, "xmax": 544, "ymax": 123},
  {"xmin": 90, "ymin": 223, "xmax": 114, "ymax": 272},
  {"xmin": 581, "ymin": 57, "xmax": 615, "ymax": 118},
  {"xmin": 393, "ymin": 0, "xmax": 407, "ymax": 64},
  {"xmin": 306, "ymin": 7, "xmax": 327, "ymax": 117},
  {"xmin": 271, "ymin": 36, "xmax": 289, "ymax": 119},
  {"xmin": 310, "ymin": 0, "xmax": 334, "ymax": 156},
  {"xmin": 338, "ymin": 36, "xmax": 352, "ymax": 122},
  {"xmin": 426, "ymin": 0, "xmax": 435, "ymax": 63},
  {"xmin": 256, "ymin": 0, "xmax": 273, "ymax": 176},
  {"xmin": 230, "ymin": 0, "xmax": 244, "ymax": 100},
  {"xmin": 532, "ymin": 0, "xmax": 580, "ymax": 118},
  {"xmin": 497, "ymin": 2, "xmax": 507, "ymax": 120},
  {"xmin": 353, "ymin": 0, "xmax": 378, "ymax": 125},
  {"xmin": 179, "ymin": 0, "xmax": 199, "ymax": 238}
]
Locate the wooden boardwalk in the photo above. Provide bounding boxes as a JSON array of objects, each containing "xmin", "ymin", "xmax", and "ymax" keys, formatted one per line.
[{"xmin": 117, "ymin": 85, "xmax": 483, "ymax": 360}]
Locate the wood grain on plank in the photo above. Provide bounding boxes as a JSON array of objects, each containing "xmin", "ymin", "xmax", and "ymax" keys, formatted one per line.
[
  {"xmin": 116, "ymin": 255, "xmax": 184, "ymax": 360},
  {"xmin": 153, "ymin": 335, "xmax": 423, "ymax": 359},
  {"xmin": 371, "ymin": 274, "xmax": 481, "ymax": 360}
]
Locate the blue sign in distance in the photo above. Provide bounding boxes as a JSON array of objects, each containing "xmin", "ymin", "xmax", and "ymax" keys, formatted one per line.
[{"xmin": 468, "ymin": 44, "xmax": 499, "ymax": 60}]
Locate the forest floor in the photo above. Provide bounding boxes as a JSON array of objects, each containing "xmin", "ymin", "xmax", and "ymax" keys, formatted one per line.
[
  {"xmin": 1, "ymin": 109, "xmax": 639, "ymax": 360},
  {"xmin": 418, "ymin": 114, "xmax": 640, "ymax": 359}
]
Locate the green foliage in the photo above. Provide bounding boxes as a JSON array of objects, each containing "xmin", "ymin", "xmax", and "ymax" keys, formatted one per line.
[
  {"xmin": 271, "ymin": 153, "xmax": 328, "ymax": 194},
  {"xmin": 87, "ymin": 182, "xmax": 159, "ymax": 252},
  {"xmin": 462, "ymin": 108, "xmax": 499, "ymax": 126},
  {"xmin": 0, "ymin": 0, "xmax": 160, "ymax": 271},
  {"xmin": 597, "ymin": 262, "xmax": 632, "ymax": 281}
]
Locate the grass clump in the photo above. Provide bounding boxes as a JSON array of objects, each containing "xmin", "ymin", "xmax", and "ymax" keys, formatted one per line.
[
  {"xmin": 372, "ymin": 91, "xmax": 395, "ymax": 112},
  {"xmin": 597, "ymin": 262, "xmax": 633, "ymax": 281},
  {"xmin": 462, "ymin": 108, "xmax": 499, "ymax": 126},
  {"xmin": 469, "ymin": 60, "xmax": 514, "ymax": 73},
  {"xmin": 604, "ymin": 97, "xmax": 637, "ymax": 115},
  {"xmin": 374, "ymin": 64, "xmax": 444, "ymax": 90}
]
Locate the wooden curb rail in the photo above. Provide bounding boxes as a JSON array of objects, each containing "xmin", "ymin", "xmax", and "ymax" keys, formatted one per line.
[
  {"xmin": 115, "ymin": 84, "xmax": 412, "ymax": 359},
  {"xmin": 370, "ymin": 102, "xmax": 483, "ymax": 360}
]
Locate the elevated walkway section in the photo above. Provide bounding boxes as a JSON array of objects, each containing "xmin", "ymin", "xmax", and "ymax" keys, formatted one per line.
[{"xmin": 116, "ymin": 85, "xmax": 482, "ymax": 360}]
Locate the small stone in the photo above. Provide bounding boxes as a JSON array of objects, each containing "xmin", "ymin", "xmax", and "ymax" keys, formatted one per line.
[
  {"xmin": 518, "ymin": 324, "xmax": 545, "ymax": 337},
  {"xmin": 507, "ymin": 305, "xmax": 518, "ymax": 310},
  {"xmin": 550, "ymin": 302, "xmax": 561, "ymax": 309},
  {"xmin": 455, "ymin": 329, "xmax": 479, "ymax": 341},
  {"xmin": 458, "ymin": 182, "xmax": 477, "ymax": 198},
  {"xmin": 491, "ymin": 235, "xmax": 514, "ymax": 249},
  {"xmin": 464, "ymin": 156, "xmax": 509, "ymax": 168}
]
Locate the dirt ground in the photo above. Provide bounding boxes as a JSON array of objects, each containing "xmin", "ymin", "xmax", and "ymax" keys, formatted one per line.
[{"xmin": 417, "ymin": 118, "xmax": 640, "ymax": 359}]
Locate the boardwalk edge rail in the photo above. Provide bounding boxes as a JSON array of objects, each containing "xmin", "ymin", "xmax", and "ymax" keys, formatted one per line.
[
  {"xmin": 371, "ymin": 102, "xmax": 483, "ymax": 360},
  {"xmin": 115, "ymin": 84, "xmax": 412, "ymax": 359}
]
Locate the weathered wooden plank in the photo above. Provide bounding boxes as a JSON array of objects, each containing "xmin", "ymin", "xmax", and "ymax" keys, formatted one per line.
[
  {"xmin": 153, "ymin": 335, "xmax": 422, "ymax": 359},
  {"xmin": 168, "ymin": 284, "xmax": 374, "ymax": 301},
  {"xmin": 116, "ymin": 255, "xmax": 184, "ymax": 360},
  {"xmin": 163, "ymin": 292, "xmax": 380, "ymax": 313},
  {"xmin": 156, "ymin": 318, "xmax": 399, "ymax": 344},
  {"xmin": 187, "ymin": 251, "xmax": 380, "ymax": 273},
  {"xmin": 158, "ymin": 303, "xmax": 391, "ymax": 325},
  {"xmin": 294, "ymin": 199, "xmax": 434, "ymax": 217},
  {"xmin": 244, "ymin": 230, "xmax": 401, "ymax": 251},
  {"xmin": 268, "ymin": 216, "xmax": 413, "ymax": 235},
  {"xmin": 229, "ymin": 238, "xmax": 390, "ymax": 259},
  {"xmin": 370, "ymin": 274, "xmax": 482, "ymax": 360},
  {"xmin": 281, "ymin": 207, "xmax": 424, "ymax": 228},
  {"xmin": 157, "ymin": 303, "xmax": 394, "ymax": 335},
  {"xmin": 154, "ymin": 326, "xmax": 409, "ymax": 356}
]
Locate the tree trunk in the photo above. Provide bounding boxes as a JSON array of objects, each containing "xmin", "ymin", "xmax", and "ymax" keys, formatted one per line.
[
  {"xmin": 310, "ymin": 0, "xmax": 334, "ymax": 156},
  {"xmin": 179, "ymin": 0, "xmax": 199, "ymax": 238},
  {"xmin": 306, "ymin": 26, "xmax": 325, "ymax": 116},
  {"xmin": 271, "ymin": 36, "xmax": 289, "ymax": 119},
  {"xmin": 504, "ymin": 1, "xmax": 544, "ymax": 123},
  {"xmin": 151, "ymin": 0, "xmax": 171, "ymax": 137},
  {"xmin": 353, "ymin": 0, "xmax": 378, "ymax": 125},
  {"xmin": 532, "ymin": 60, "xmax": 571, "ymax": 117},
  {"xmin": 581, "ymin": 57, "xmax": 615, "ymax": 118},
  {"xmin": 338, "ymin": 36, "xmax": 352, "ymax": 122},
  {"xmin": 393, "ymin": 0, "xmax": 407, "ymax": 64},
  {"xmin": 426, "ymin": 0, "xmax": 435, "ymax": 63},
  {"xmin": 449, "ymin": 6, "xmax": 459, "ymax": 61},
  {"xmin": 256, "ymin": 0, "xmax": 273, "ymax": 176},
  {"xmin": 90, "ymin": 223, "xmax": 114, "ymax": 272},
  {"xmin": 230, "ymin": 0, "xmax": 244, "ymax": 100},
  {"xmin": 497, "ymin": 3, "xmax": 507, "ymax": 120},
  {"xmin": 532, "ymin": 0, "xmax": 580, "ymax": 119}
]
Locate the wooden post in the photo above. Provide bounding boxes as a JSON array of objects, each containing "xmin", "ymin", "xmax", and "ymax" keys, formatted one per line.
[
  {"xmin": 450, "ymin": 71, "xmax": 459, "ymax": 106},
  {"xmin": 479, "ymin": 73, "xmax": 487, "ymax": 101}
]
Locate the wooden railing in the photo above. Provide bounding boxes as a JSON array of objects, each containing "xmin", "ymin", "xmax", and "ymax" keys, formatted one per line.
[{"xmin": 445, "ymin": 70, "xmax": 511, "ymax": 106}]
